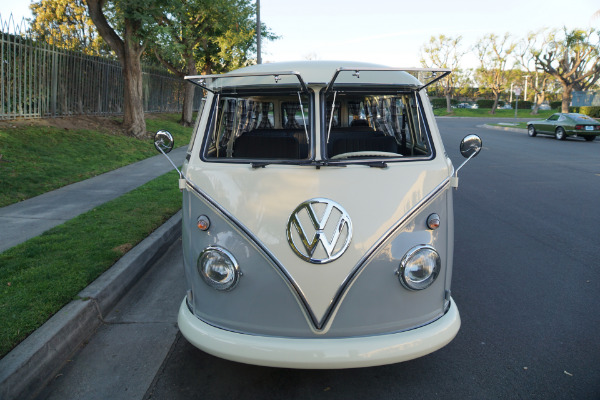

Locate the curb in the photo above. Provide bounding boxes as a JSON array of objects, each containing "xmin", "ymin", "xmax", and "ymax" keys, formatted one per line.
[{"xmin": 0, "ymin": 211, "xmax": 182, "ymax": 400}]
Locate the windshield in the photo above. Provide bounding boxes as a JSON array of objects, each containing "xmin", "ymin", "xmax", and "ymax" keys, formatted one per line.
[
  {"xmin": 202, "ymin": 90, "xmax": 312, "ymax": 162},
  {"xmin": 323, "ymin": 91, "xmax": 433, "ymax": 161}
]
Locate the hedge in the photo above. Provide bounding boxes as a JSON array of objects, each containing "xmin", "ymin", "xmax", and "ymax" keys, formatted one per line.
[
  {"xmin": 476, "ymin": 99, "xmax": 495, "ymax": 108},
  {"xmin": 571, "ymin": 106, "xmax": 600, "ymax": 118},
  {"xmin": 511, "ymin": 100, "xmax": 533, "ymax": 109},
  {"xmin": 431, "ymin": 98, "xmax": 458, "ymax": 109}
]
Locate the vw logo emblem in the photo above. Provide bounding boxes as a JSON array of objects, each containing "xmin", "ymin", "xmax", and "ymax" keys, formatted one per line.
[{"xmin": 286, "ymin": 198, "xmax": 352, "ymax": 264}]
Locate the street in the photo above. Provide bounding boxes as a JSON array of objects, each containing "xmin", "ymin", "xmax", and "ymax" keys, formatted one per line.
[{"xmin": 36, "ymin": 118, "xmax": 600, "ymax": 400}]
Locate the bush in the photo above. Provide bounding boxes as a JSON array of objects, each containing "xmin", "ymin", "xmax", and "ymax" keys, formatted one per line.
[
  {"xmin": 431, "ymin": 98, "xmax": 447, "ymax": 109},
  {"xmin": 476, "ymin": 99, "xmax": 495, "ymax": 108},
  {"xmin": 512, "ymin": 100, "xmax": 533, "ymax": 109},
  {"xmin": 550, "ymin": 101, "xmax": 562, "ymax": 109},
  {"xmin": 430, "ymin": 98, "xmax": 458, "ymax": 109},
  {"xmin": 578, "ymin": 106, "xmax": 600, "ymax": 118}
]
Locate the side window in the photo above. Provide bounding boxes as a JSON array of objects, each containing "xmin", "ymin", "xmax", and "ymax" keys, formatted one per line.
[
  {"xmin": 548, "ymin": 115, "xmax": 559, "ymax": 121},
  {"xmin": 203, "ymin": 92, "xmax": 311, "ymax": 161}
]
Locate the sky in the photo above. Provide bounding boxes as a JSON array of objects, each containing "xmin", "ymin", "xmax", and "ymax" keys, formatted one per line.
[{"xmin": 1, "ymin": 0, "xmax": 598, "ymax": 69}]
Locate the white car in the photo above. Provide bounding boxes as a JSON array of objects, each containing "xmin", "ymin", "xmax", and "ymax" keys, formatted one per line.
[{"xmin": 154, "ymin": 61, "xmax": 481, "ymax": 369}]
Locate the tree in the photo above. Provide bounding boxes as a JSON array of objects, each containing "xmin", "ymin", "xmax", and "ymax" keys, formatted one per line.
[
  {"xmin": 533, "ymin": 28, "xmax": 600, "ymax": 113},
  {"xmin": 86, "ymin": 0, "xmax": 162, "ymax": 138},
  {"xmin": 516, "ymin": 31, "xmax": 558, "ymax": 114},
  {"xmin": 452, "ymin": 68, "xmax": 474, "ymax": 101},
  {"xmin": 420, "ymin": 35, "xmax": 464, "ymax": 113},
  {"xmin": 30, "ymin": 0, "xmax": 107, "ymax": 55},
  {"xmin": 152, "ymin": 0, "xmax": 275, "ymax": 126},
  {"xmin": 474, "ymin": 33, "xmax": 516, "ymax": 114}
]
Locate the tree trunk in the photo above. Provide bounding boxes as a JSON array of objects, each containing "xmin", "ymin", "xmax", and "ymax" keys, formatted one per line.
[
  {"xmin": 180, "ymin": 56, "xmax": 197, "ymax": 127},
  {"xmin": 490, "ymin": 92, "xmax": 500, "ymax": 114},
  {"xmin": 86, "ymin": 1, "xmax": 146, "ymax": 138},
  {"xmin": 122, "ymin": 49, "xmax": 146, "ymax": 138},
  {"xmin": 445, "ymin": 92, "xmax": 452, "ymax": 114},
  {"xmin": 561, "ymin": 83, "xmax": 573, "ymax": 113}
]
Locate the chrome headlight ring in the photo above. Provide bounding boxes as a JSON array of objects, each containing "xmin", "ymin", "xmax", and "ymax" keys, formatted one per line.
[
  {"xmin": 197, "ymin": 246, "xmax": 241, "ymax": 291},
  {"xmin": 397, "ymin": 245, "xmax": 441, "ymax": 291}
]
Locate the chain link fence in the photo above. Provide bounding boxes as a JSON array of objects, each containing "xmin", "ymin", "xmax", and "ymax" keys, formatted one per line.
[{"xmin": 1, "ymin": 14, "xmax": 196, "ymax": 120}]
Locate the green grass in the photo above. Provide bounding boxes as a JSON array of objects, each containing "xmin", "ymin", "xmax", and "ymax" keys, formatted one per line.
[
  {"xmin": 0, "ymin": 170, "xmax": 182, "ymax": 357},
  {"xmin": 0, "ymin": 113, "xmax": 191, "ymax": 207},
  {"xmin": 433, "ymin": 108, "xmax": 555, "ymax": 119}
]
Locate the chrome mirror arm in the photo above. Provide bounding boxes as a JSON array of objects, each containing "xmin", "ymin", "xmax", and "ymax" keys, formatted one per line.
[
  {"xmin": 154, "ymin": 130, "xmax": 187, "ymax": 190},
  {"xmin": 454, "ymin": 150, "xmax": 478, "ymax": 178},
  {"xmin": 451, "ymin": 134, "xmax": 482, "ymax": 188},
  {"xmin": 156, "ymin": 145, "xmax": 184, "ymax": 180}
]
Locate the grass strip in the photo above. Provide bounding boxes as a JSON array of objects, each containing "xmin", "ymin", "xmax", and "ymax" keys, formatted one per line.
[
  {"xmin": 0, "ymin": 113, "xmax": 191, "ymax": 207},
  {"xmin": 0, "ymin": 170, "xmax": 182, "ymax": 357},
  {"xmin": 433, "ymin": 108, "xmax": 555, "ymax": 119}
]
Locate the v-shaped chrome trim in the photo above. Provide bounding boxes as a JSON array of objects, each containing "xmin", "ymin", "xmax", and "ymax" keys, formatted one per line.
[{"xmin": 184, "ymin": 177, "xmax": 450, "ymax": 331}]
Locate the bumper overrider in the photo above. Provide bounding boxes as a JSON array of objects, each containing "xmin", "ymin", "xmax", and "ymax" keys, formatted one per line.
[{"xmin": 178, "ymin": 297, "xmax": 460, "ymax": 369}]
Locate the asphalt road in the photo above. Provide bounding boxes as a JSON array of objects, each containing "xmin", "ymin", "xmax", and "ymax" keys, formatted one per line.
[{"xmin": 36, "ymin": 118, "xmax": 600, "ymax": 400}]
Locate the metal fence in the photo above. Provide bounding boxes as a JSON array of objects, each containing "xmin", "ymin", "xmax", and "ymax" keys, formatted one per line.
[{"xmin": 1, "ymin": 14, "xmax": 193, "ymax": 120}]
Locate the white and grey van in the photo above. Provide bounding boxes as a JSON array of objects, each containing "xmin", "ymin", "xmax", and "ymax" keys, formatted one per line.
[{"xmin": 154, "ymin": 60, "xmax": 481, "ymax": 369}]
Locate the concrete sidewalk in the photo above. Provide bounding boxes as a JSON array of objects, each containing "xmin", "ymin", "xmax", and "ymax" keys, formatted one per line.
[
  {"xmin": 0, "ymin": 146, "xmax": 187, "ymax": 253},
  {"xmin": 0, "ymin": 147, "xmax": 187, "ymax": 399}
]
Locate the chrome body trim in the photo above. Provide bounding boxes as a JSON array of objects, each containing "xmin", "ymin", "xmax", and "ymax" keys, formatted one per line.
[
  {"xmin": 182, "ymin": 179, "xmax": 321, "ymax": 329},
  {"xmin": 318, "ymin": 177, "xmax": 451, "ymax": 328},
  {"xmin": 183, "ymin": 175, "xmax": 450, "ymax": 331}
]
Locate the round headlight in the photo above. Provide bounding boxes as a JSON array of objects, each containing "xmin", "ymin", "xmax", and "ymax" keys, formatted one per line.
[
  {"xmin": 398, "ymin": 245, "xmax": 441, "ymax": 290},
  {"xmin": 198, "ymin": 247, "xmax": 240, "ymax": 291}
]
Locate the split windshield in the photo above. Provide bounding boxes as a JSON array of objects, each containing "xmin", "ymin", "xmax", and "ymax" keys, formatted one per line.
[{"xmin": 196, "ymin": 71, "xmax": 435, "ymax": 165}]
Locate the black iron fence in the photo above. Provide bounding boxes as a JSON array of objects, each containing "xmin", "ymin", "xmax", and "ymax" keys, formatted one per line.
[{"xmin": 1, "ymin": 14, "xmax": 193, "ymax": 120}]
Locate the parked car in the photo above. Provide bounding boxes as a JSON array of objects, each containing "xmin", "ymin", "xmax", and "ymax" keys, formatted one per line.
[
  {"xmin": 154, "ymin": 61, "xmax": 481, "ymax": 369},
  {"xmin": 527, "ymin": 113, "xmax": 600, "ymax": 141},
  {"xmin": 533, "ymin": 103, "xmax": 551, "ymax": 110}
]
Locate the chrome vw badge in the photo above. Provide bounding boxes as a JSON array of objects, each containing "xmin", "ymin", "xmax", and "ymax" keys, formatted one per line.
[{"xmin": 286, "ymin": 198, "xmax": 352, "ymax": 264}]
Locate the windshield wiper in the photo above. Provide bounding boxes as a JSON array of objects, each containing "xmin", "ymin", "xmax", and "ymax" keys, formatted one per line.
[
  {"xmin": 251, "ymin": 162, "xmax": 270, "ymax": 168},
  {"xmin": 366, "ymin": 161, "xmax": 388, "ymax": 168}
]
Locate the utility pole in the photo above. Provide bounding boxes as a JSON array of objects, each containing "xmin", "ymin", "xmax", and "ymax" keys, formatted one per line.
[
  {"xmin": 256, "ymin": 0, "xmax": 262, "ymax": 64},
  {"xmin": 523, "ymin": 75, "xmax": 530, "ymax": 101}
]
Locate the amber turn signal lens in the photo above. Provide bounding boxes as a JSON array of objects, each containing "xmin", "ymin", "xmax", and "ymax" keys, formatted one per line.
[
  {"xmin": 197, "ymin": 215, "xmax": 210, "ymax": 231},
  {"xmin": 427, "ymin": 213, "xmax": 440, "ymax": 230}
]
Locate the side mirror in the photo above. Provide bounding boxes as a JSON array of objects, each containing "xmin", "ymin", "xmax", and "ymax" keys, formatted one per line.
[
  {"xmin": 154, "ymin": 130, "xmax": 174, "ymax": 154},
  {"xmin": 460, "ymin": 134, "xmax": 482, "ymax": 159},
  {"xmin": 452, "ymin": 134, "xmax": 482, "ymax": 188}
]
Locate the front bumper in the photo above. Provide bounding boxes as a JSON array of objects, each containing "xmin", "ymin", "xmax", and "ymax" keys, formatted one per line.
[{"xmin": 177, "ymin": 297, "xmax": 461, "ymax": 369}]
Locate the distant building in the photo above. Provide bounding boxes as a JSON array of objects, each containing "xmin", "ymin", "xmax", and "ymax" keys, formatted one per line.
[{"xmin": 571, "ymin": 91, "xmax": 600, "ymax": 107}]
